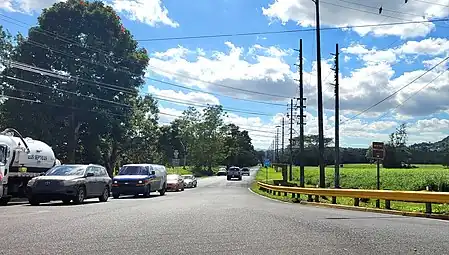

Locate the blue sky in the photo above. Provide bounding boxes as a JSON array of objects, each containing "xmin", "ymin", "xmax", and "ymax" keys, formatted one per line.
[{"xmin": 1, "ymin": 0, "xmax": 449, "ymax": 149}]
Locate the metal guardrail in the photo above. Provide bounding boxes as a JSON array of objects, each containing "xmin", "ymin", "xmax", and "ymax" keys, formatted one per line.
[{"xmin": 257, "ymin": 181, "xmax": 449, "ymax": 214}]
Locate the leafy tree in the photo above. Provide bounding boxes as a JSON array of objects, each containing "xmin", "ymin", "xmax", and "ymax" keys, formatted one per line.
[
  {"xmin": 158, "ymin": 121, "xmax": 184, "ymax": 166},
  {"xmin": 0, "ymin": 0, "xmax": 150, "ymax": 176},
  {"xmin": 383, "ymin": 123, "xmax": 411, "ymax": 168},
  {"xmin": 222, "ymin": 124, "xmax": 259, "ymax": 167}
]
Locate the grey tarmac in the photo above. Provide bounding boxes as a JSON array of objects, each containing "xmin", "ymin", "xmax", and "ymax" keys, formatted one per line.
[{"xmin": 0, "ymin": 167, "xmax": 448, "ymax": 255}]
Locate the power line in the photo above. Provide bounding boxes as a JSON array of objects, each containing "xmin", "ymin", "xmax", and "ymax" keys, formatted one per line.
[
  {"xmin": 324, "ymin": 62, "xmax": 449, "ymax": 135},
  {"xmin": 3, "ymin": 64, "xmax": 278, "ymax": 117},
  {"xmin": 146, "ymin": 78, "xmax": 286, "ymax": 106},
  {"xmin": 336, "ymin": 0, "xmax": 449, "ymax": 28},
  {"xmin": 342, "ymin": 55, "xmax": 449, "ymax": 124},
  {"xmin": 0, "ymin": 14, "xmax": 291, "ymax": 100},
  {"xmin": 134, "ymin": 19, "xmax": 449, "ymax": 42},
  {"xmin": 0, "ymin": 92, "xmax": 279, "ymax": 139},
  {"xmin": 370, "ymin": 68, "xmax": 449, "ymax": 122},
  {"xmin": 415, "ymin": 0, "xmax": 449, "ymax": 8},
  {"xmin": 24, "ymin": 39, "xmax": 290, "ymax": 100}
]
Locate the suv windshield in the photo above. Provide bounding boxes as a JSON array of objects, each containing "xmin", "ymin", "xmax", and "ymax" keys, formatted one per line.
[
  {"xmin": 119, "ymin": 166, "xmax": 149, "ymax": 175},
  {"xmin": 46, "ymin": 165, "xmax": 86, "ymax": 176},
  {"xmin": 229, "ymin": 168, "xmax": 240, "ymax": 171}
]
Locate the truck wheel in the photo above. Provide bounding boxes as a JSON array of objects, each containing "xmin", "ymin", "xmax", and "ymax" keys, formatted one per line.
[
  {"xmin": 73, "ymin": 186, "xmax": 85, "ymax": 205},
  {"xmin": 158, "ymin": 184, "xmax": 166, "ymax": 196},
  {"xmin": 99, "ymin": 186, "xmax": 109, "ymax": 202},
  {"xmin": 0, "ymin": 197, "xmax": 10, "ymax": 206},
  {"xmin": 227, "ymin": 176, "xmax": 230, "ymax": 181},
  {"xmin": 181, "ymin": 185, "xmax": 184, "ymax": 191},
  {"xmin": 143, "ymin": 185, "xmax": 151, "ymax": 198}
]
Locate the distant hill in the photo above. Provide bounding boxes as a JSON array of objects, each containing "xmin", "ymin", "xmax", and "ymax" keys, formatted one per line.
[{"xmin": 410, "ymin": 136, "xmax": 449, "ymax": 152}]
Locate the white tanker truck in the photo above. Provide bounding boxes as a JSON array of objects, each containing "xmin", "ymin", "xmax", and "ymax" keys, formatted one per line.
[{"xmin": 0, "ymin": 128, "xmax": 60, "ymax": 205}]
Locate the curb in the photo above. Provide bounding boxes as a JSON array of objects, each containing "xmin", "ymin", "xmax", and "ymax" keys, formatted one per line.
[
  {"xmin": 299, "ymin": 200, "xmax": 449, "ymax": 220},
  {"xmin": 249, "ymin": 184, "xmax": 449, "ymax": 221}
]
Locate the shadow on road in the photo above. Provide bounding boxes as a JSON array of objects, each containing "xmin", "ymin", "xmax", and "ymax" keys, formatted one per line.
[
  {"xmin": 27, "ymin": 200, "xmax": 101, "ymax": 207},
  {"xmin": 114, "ymin": 194, "xmax": 161, "ymax": 199}
]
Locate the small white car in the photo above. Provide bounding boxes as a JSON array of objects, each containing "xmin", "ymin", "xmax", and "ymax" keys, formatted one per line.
[{"xmin": 182, "ymin": 174, "xmax": 197, "ymax": 188}]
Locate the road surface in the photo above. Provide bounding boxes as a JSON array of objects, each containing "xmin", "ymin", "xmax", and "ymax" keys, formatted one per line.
[{"xmin": 0, "ymin": 167, "xmax": 448, "ymax": 254}]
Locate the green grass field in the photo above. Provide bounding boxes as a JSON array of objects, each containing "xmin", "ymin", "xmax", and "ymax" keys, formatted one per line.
[
  {"xmin": 253, "ymin": 164, "xmax": 449, "ymax": 214},
  {"xmin": 258, "ymin": 164, "xmax": 449, "ymax": 191}
]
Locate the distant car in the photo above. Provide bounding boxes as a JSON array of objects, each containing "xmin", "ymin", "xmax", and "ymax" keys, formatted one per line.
[
  {"xmin": 111, "ymin": 164, "xmax": 167, "ymax": 199},
  {"xmin": 167, "ymin": 174, "xmax": 184, "ymax": 191},
  {"xmin": 217, "ymin": 168, "xmax": 227, "ymax": 176},
  {"xmin": 26, "ymin": 164, "xmax": 112, "ymax": 205},
  {"xmin": 227, "ymin": 166, "xmax": 242, "ymax": 181},
  {"xmin": 182, "ymin": 174, "xmax": 197, "ymax": 188},
  {"xmin": 241, "ymin": 167, "xmax": 250, "ymax": 176}
]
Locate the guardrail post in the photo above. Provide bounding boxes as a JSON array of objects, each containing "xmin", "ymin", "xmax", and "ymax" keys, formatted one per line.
[
  {"xmin": 314, "ymin": 195, "xmax": 319, "ymax": 202},
  {"xmin": 284, "ymin": 192, "xmax": 288, "ymax": 197},
  {"xmin": 331, "ymin": 196, "xmax": 337, "ymax": 204},
  {"xmin": 385, "ymin": 200, "xmax": 391, "ymax": 209},
  {"xmin": 425, "ymin": 202, "xmax": 432, "ymax": 214},
  {"xmin": 307, "ymin": 195, "xmax": 313, "ymax": 202},
  {"xmin": 354, "ymin": 198, "xmax": 359, "ymax": 206}
]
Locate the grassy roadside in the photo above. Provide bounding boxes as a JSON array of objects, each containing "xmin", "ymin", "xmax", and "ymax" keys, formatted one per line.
[{"xmin": 251, "ymin": 165, "xmax": 449, "ymax": 214}]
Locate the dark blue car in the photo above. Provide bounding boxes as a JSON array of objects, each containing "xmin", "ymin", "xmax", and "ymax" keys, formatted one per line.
[{"xmin": 111, "ymin": 164, "xmax": 167, "ymax": 198}]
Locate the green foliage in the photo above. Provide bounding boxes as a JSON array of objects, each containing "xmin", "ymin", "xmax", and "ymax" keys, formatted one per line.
[
  {"xmin": 0, "ymin": 0, "xmax": 154, "ymax": 176},
  {"xmin": 258, "ymin": 164, "xmax": 449, "ymax": 192}
]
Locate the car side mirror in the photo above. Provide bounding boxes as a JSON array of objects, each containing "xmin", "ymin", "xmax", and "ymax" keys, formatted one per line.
[
  {"xmin": 150, "ymin": 171, "xmax": 155, "ymax": 175},
  {"xmin": 39, "ymin": 172, "xmax": 46, "ymax": 176},
  {"xmin": 85, "ymin": 172, "xmax": 94, "ymax": 177}
]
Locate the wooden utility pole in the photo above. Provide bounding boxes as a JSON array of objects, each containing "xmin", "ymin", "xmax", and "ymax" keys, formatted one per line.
[
  {"xmin": 330, "ymin": 44, "xmax": 340, "ymax": 204},
  {"xmin": 293, "ymin": 39, "xmax": 307, "ymax": 185},
  {"xmin": 312, "ymin": 0, "xmax": 325, "ymax": 188},
  {"xmin": 298, "ymin": 39, "xmax": 306, "ymax": 187},
  {"xmin": 289, "ymin": 99, "xmax": 293, "ymax": 181},
  {"xmin": 281, "ymin": 117, "xmax": 285, "ymax": 158}
]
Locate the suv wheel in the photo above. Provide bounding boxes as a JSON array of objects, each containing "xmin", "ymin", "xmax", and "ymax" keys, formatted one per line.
[
  {"xmin": 73, "ymin": 186, "xmax": 85, "ymax": 205},
  {"xmin": 99, "ymin": 186, "xmax": 109, "ymax": 202},
  {"xmin": 159, "ymin": 183, "xmax": 166, "ymax": 196}
]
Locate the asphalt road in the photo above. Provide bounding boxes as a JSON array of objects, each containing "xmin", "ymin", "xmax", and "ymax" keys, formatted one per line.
[{"xmin": 0, "ymin": 167, "xmax": 448, "ymax": 254}]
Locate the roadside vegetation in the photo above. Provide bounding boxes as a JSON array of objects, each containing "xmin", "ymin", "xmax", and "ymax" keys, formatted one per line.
[
  {"xmin": 252, "ymin": 164, "xmax": 449, "ymax": 214},
  {"xmin": 0, "ymin": 0, "xmax": 259, "ymax": 178}
]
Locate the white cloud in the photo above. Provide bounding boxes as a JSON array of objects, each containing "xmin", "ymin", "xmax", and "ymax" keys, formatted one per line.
[
  {"xmin": 148, "ymin": 85, "xmax": 220, "ymax": 106},
  {"xmin": 1, "ymin": 0, "xmax": 179, "ymax": 28},
  {"xmin": 262, "ymin": 0, "xmax": 449, "ymax": 38},
  {"xmin": 148, "ymin": 42, "xmax": 299, "ymax": 103},
  {"xmin": 0, "ymin": 0, "xmax": 65, "ymax": 13},
  {"xmin": 342, "ymin": 38, "xmax": 449, "ymax": 65},
  {"xmin": 149, "ymin": 39, "xmax": 449, "ymax": 118},
  {"xmin": 111, "ymin": 0, "xmax": 179, "ymax": 28},
  {"xmin": 158, "ymin": 106, "xmax": 182, "ymax": 125}
]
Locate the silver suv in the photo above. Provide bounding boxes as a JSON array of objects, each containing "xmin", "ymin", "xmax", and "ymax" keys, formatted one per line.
[{"xmin": 227, "ymin": 166, "xmax": 242, "ymax": 181}]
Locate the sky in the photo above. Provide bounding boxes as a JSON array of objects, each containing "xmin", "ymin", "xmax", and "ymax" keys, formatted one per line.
[{"xmin": 1, "ymin": 0, "xmax": 449, "ymax": 150}]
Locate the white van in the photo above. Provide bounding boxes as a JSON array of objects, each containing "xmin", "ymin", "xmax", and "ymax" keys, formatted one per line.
[{"xmin": 111, "ymin": 164, "xmax": 167, "ymax": 198}]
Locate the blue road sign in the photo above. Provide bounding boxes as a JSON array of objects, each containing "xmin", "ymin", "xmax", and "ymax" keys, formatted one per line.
[{"xmin": 264, "ymin": 159, "xmax": 271, "ymax": 167}]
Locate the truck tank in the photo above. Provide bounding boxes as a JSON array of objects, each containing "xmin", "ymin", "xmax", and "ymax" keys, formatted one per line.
[{"xmin": 0, "ymin": 129, "xmax": 57, "ymax": 199}]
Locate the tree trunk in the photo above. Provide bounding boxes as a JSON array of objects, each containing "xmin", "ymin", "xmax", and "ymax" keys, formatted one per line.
[
  {"xmin": 103, "ymin": 141, "xmax": 119, "ymax": 177},
  {"xmin": 69, "ymin": 122, "xmax": 81, "ymax": 163}
]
